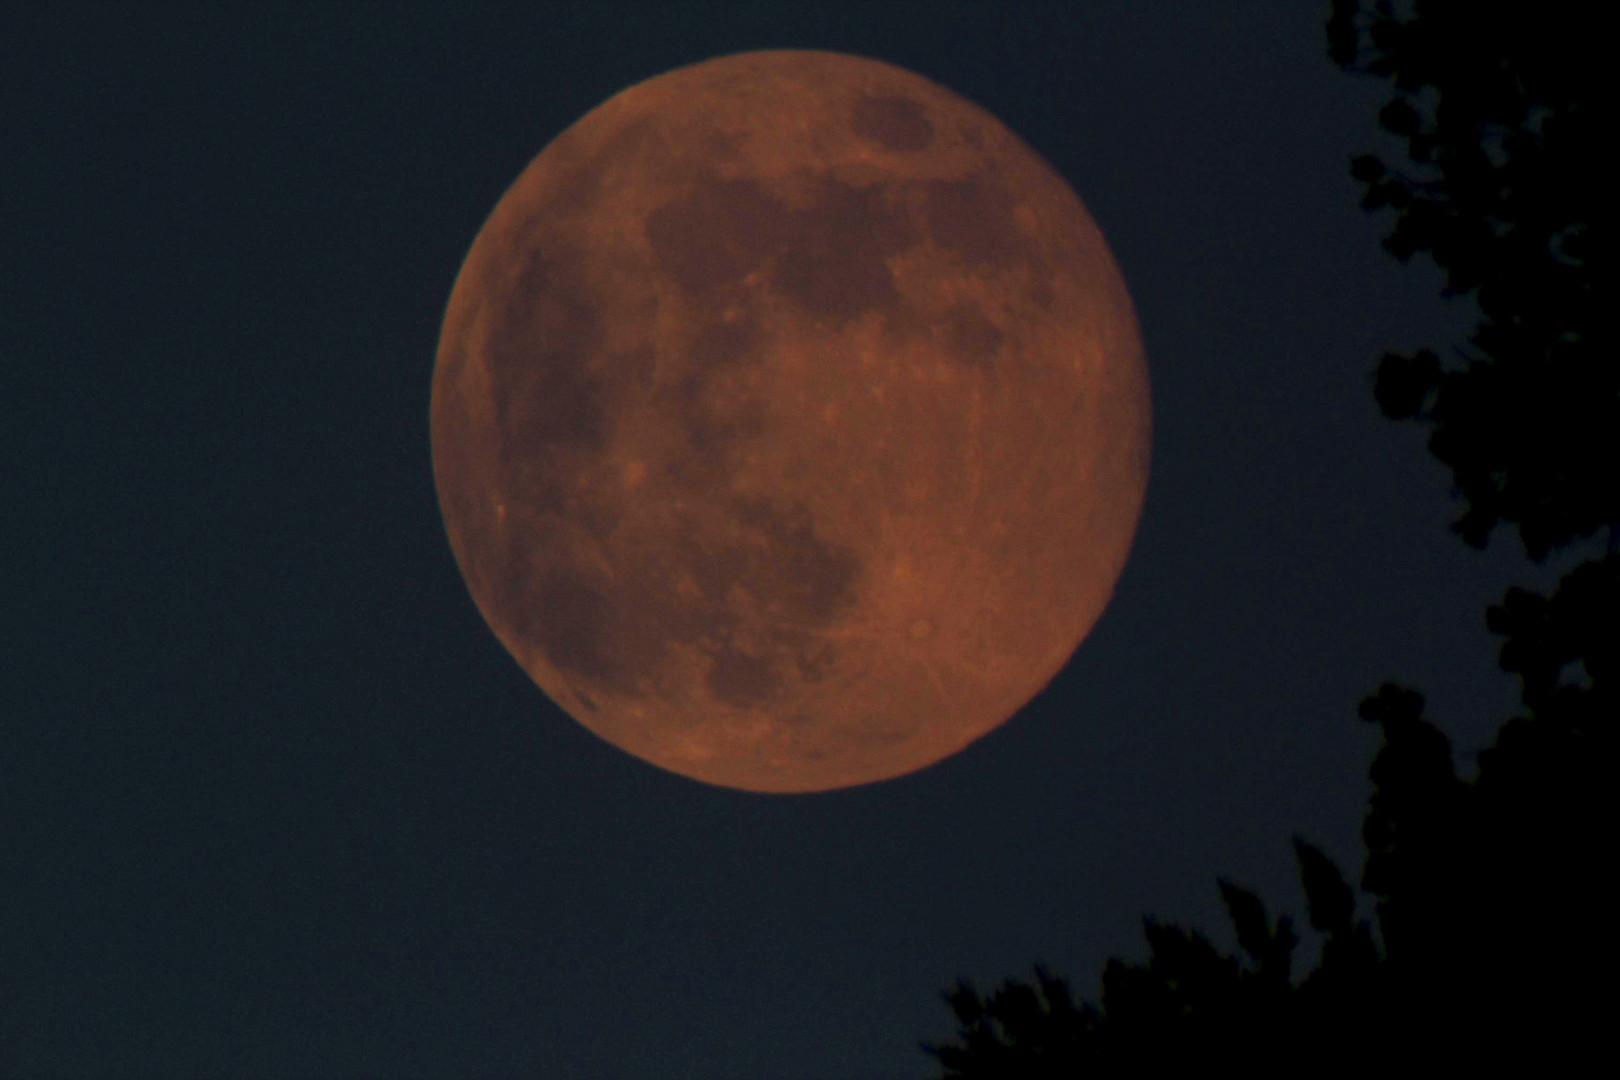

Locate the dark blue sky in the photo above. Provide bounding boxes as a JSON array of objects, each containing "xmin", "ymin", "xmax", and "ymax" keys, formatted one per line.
[{"xmin": 2, "ymin": 4, "xmax": 1544, "ymax": 1077}]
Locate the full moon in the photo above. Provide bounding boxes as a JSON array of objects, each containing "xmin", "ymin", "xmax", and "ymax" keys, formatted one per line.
[{"xmin": 431, "ymin": 50, "xmax": 1150, "ymax": 793}]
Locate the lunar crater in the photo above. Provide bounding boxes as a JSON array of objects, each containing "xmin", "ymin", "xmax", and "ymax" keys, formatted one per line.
[{"xmin": 851, "ymin": 93, "xmax": 934, "ymax": 152}]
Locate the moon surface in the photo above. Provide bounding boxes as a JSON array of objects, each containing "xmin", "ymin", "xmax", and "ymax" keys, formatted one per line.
[{"xmin": 431, "ymin": 50, "xmax": 1150, "ymax": 793}]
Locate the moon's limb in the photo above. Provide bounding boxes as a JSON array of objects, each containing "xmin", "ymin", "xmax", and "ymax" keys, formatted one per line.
[{"xmin": 431, "ymin": 50, "xmax": 1150, "ymax": 792}]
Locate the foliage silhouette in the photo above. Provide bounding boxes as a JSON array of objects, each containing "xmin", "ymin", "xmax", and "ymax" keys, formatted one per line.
[
  {"xmin": 1328, "ymin": 0, "xmax": 1610, "ymax": 561},
  {"xmin": 925, "ymin": 2, "xmax": 1609, "ymax": 1072}
]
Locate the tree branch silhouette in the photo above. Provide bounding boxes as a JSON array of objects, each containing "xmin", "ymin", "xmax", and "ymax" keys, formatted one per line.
[{"xmin": 925, "ymin": 2, "xmax": 1610, "ymax": 1071}]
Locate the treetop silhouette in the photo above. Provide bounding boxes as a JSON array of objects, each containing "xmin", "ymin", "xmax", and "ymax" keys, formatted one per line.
[{"xmin": 925, "ymin": 2, "xmax": 1610, "ymax": 1071}]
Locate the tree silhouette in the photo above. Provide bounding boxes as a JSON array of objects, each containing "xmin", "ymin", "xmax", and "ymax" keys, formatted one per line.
[
  {"xmin": 926, "ymin": 2, "xmax": 1610, "ymax": 1071},
  {"xmin": 1330, "ymin": 1, "xmax": 1609, "ymax": 560}
]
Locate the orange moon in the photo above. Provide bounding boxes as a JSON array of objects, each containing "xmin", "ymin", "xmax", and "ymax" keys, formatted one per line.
[{"xmin": 431, "ymin": 50, "xmax": 1150, "ymax": 793}]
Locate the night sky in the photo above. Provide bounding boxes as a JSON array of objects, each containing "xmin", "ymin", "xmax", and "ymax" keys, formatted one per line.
[{"xmin": 2, "ymin": 4, "xmax": 1547, "ymax": 1077}]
